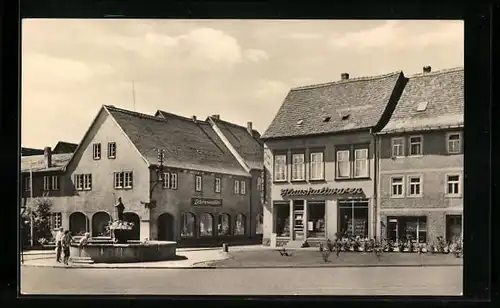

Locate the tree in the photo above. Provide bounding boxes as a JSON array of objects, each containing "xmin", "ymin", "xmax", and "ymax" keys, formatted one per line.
[{"xmin": 28, "ymin": 198, "xmax": 53, "ymax": 244}]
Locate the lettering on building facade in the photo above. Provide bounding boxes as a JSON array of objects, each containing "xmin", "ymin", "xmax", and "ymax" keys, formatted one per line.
[
  {"xmin": 280, "ymin": 187, "xmax": 363, "ymax": 197},
  {"xmin": 191, "ymin": 198, "xmax": 223, "ymax": 207}
]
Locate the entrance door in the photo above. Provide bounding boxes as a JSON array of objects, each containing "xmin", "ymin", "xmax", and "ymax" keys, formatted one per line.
[
  {"xmin": 293, "ymin": 201, "xmax": 304, "ymax": 240},
  {"xmin": 158, "ymin": 213, "xmax": 175, "ymax": 241},
  {"xmin": 387, "ymin": 218, "xmax": 398, "ymax": 242}
]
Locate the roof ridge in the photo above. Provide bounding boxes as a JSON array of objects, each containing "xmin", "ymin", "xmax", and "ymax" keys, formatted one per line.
[
  {"xmin": 104, "ymin": 105, "xmax": 174, "ymax": 123},
  {"xmin": 405, "ymin": 66, "xmax": 464, "ymax": 79},
  {"xmin": 156, "ymin": 109, "xmax": 210, "ymax": 125},
  {"xmin": 209, "ymin": 117, "xmax": 249, "ymax": 130},
  {"xmin": 291, "ymin": 71, "xmax": 402, "ymax": 91}
]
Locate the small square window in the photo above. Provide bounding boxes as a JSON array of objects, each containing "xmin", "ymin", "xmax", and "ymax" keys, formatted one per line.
[
  {"xmin": 391, "ymin": 137, "xmax": 405, "ymax": 157},
  {"xmin": 409, "ymin": 136, "xmax": 423, "ymax": 156},
  {"xmin": 446, "ymin": 175, "xmax": 461, "ymax": 196},
  {"xmin": 447, "ymin": 133, "xmax": 461, "ymax": 154},
  {"xmin": 408, "ymin": 176, "xmax": 422, "ymax": 196},
  {"xmin": 391, "ymin": 176, "xmax": 404, "ymax": 197}
]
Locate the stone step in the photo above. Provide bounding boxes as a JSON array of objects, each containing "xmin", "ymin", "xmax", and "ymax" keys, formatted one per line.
[{"xmin": 71, "ymin": 257, "xmax": 94, "ymax": 264}]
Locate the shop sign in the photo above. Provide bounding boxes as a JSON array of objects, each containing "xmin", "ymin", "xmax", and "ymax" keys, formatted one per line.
[
  {"xmin": 280, "ymin": 187, "xmax": 363, "ymax": 197},
  {"xmin": 191, "ymin": 198, "xmax": 223, "ymax": 207}
]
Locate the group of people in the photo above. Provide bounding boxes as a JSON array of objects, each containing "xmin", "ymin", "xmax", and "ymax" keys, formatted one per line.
[
  {"xmin": 54, "ymin": 228, "xmax": 72, "ymax": 265},
  {"xmin": 54, "ymin": 228, "xmax": 91, "ymax": 265}
]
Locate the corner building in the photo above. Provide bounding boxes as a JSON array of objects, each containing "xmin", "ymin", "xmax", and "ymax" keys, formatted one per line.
[
  {"xmin": 376, "ymin": 67, "xmax": 464, "ymax": 244},
  {"xmin": 261, "ymin": 72, "xmax": 407, "ymax": 247},
  {"xmin": 22, "ymin": 105, "xmax": 264, "ymax": 247}
]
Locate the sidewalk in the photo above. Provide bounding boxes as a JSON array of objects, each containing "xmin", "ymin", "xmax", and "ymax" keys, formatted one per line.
[{"xmin": 21, "ymin": 249, "xmax": 230, "ymax": 269}]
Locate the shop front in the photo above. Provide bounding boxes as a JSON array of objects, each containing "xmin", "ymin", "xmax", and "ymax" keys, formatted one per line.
[{"xmin": 272, "ymin": 186, "xmax": 372, "ymax": 246}]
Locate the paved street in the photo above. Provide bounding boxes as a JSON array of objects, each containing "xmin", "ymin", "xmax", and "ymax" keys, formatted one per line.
[{"xmin": 21, "ymin": 266, "xmax": 462, "ymax": 295}]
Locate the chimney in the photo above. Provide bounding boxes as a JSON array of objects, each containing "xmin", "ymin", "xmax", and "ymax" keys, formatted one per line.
[
  {"xmin": 247, "ymin": 122, "xmax": 253, "ymax": 134},
  {"xmin": 44, "ymin": 147, "xmax": 52, "ymax": 168},
  {"xmin": 341, "ymin": 73, "xmax": 350, "ymax": 80},
  {"xmin": 192, "ymin": 115, "xmax": 197, "ymax": 122},
  {"xmin": 423, "ymin": 66, "xmax": 432, "ymax": 73},
  {"xmin": 211, "ymin": 114, "xmax": 220, "ymax": 120}
]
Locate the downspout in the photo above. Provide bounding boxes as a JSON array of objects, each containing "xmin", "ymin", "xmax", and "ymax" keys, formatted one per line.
[{"xmin": 371, "ymin": 128, "xmax": 379, "ymax": 240}]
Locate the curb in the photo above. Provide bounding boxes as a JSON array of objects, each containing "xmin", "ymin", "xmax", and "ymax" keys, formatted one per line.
[
  {"xmin": 21, "ymin": 264, "xmax": 217, "ymax": 269},
  {"xmin": 189, "ymin": 263, "xmax": 463, "ymax": 269}
]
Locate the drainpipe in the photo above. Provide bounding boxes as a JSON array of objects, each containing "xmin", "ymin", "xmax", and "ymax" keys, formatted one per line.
[{"xmin": 371, "ymin": 128, "xmax": 379, "ymax": 240}]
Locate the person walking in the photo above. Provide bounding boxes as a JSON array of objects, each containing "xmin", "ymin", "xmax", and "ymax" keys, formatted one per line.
[
  {"xmin": 61, "ymin": 230, "xmax": 73, "ymax": 265},
  {"xmin": 55, "ymin": 227, "xmax": 64, "ymax": 263}
]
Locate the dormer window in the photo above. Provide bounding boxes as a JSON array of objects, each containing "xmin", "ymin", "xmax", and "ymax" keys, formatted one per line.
[
  {"xmin": 341, "ymin": 114, "xmax": 350, "ymax": 120},
  {"xmin": 416, "ymin": 101, "xmax": 428, "ymax": 112},
  {"xmin": 323, "ymin": 116, "xmax": 331, "ymax": 122},
  {"xmin": 297, "ymin": 119, "xmax": 304, "ymax": 125}
]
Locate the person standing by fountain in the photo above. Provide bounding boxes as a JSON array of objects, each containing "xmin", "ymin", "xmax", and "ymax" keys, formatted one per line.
[
  {"xmin": 55, "ymin": 227, "xmax": 64, "ymax": 263},
  {"xmin": 115, "ymin": 197, "xmax": 125, "ymax": 221},
  {"xmin": 61, "ymin": 230, "xmax": 73, "ymax": 265}
]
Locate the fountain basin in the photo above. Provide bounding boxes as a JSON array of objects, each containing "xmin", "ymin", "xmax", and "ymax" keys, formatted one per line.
[{"xmin": 70, "ymin": 241, "xmax": 177, "ymax": 263}]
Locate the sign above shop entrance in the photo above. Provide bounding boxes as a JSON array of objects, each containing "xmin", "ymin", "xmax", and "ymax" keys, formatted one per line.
[
  {"xmin": 191, "ymin": 198, "xmax": 223, "ymax": 207},
  {"xmin": 280, "ymin": 187, "xmax": 363, "ymax": 197}
]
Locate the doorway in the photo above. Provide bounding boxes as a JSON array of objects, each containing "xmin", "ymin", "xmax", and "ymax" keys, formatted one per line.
[
  {"xmin": 293, "ymin": 200, "xmax": 304, "ymax": 240},
  {"xmin": 158, "ymin": 213, "xmax": 175, "ymax": 241}
]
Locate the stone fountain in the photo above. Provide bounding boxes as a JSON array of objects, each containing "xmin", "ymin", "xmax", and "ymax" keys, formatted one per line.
[{"xmin": 70, "ymin": 198, "xmax": 177, "ymax": 264}]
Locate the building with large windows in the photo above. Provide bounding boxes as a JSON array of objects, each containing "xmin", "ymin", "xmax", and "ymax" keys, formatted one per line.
[
  {"xmin": 375, "ymin": 66, "xmax": 464, "ymax": 244},
  {"xmin": 21, "ymin": 105, "xmax": 264, "ymax": 247},
  {"xmin": 260, "ymin": 71, "xmax": 408, "ymax": 247}
]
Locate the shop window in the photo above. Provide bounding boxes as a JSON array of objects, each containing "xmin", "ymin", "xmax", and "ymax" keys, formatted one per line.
[
  {"xmin": 446, "ymin": 215, "xmax": 462, "ymax": 242},
  {"xmin": 217, "ymin": 213, "xmax": 231, "ymax": 236},
  {"xmin": 291, "ymin": 153, "xmax": 305, "ymax": 181},
  {"xmin": 386, "ymin": 216, "xmax": 427, "ymax": 243},
  {"xmin": 199, "ymin": 213, "xmax": 213, "ymax": 236},
  {"xmin": 256, "ymin": 214, "xmax": 263, "ymax": 235},
  {"xmin": 307, "ymin": 202, "xmax": 325, "ymax": 238},
  {"xmin": 274, "ymin": 154, "xmax": 287, "ymax": 181},
  {"xmin": 235, "ymin": 213, "xmax": 246, "ymax": 235},
  {"xmin": 338, "ymin": 199, "xmax": 368, "ymax": 238},
  {"xmin": 180, "ymin": 212, "xmax": 196, "ymax": 237},
  {"xmin": 274, "ymin": 203, "xmax": 290, "ymax": 237}
]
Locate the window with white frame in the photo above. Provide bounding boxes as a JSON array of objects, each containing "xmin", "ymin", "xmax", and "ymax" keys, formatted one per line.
[
  {"xmin": 446, "ymin": 175, "xmax": 461, "ymax": 195},
  {"xmin": 408, "ymin": 176, "xmax": 422, "ymax": 196},
  {"xmin": 92, "ymin": 143, "xmax": 101, "ymax": 160},
  {"xmin": 43, "ymin": 176, "xmax": 59, "ymax": 191},
  {"xmin": 170, "ymin": 173, "xmax": 178, "ymax": 189},
  {"xmin": 50, "ymin": 212, "xmax": 62, "ymax": 230},
  {"xmin": 107, "ymin": 142, "xmax": 116, "ymax": 159},
  {"xmin": 391, "ymin": 137, "xmax": 405, "ymax": 157},
  {"xmin": 291, "ymin": 153, "xmax": 305, "ymax": 181},
  {"xmin": 310, "ymin": 152, "xmax": 324, "ymax": 180},
  {"xmin": 409, "ymin": 136, "xmax": 423, "ymax": 156},
  {"xmin": 354, "ymin": 148, "xmax": 369, "ymax": 178},
  {"xmin": 195, "ymin": 175, "xmax": 202, "ymax": 192},
  {"xmin": 215, "ymin": 177, "xmax": 221, "ymax": 193},
  {"xmin": 234, "ymin": 179, "xmax": 240, "ymax": 194},
  {"xmin": 163, "ymin": 172, "xmax": 170, "ymax": 188},
  {"xmin": 447, "ymin": 133, "xmax": 461, "ymax": 154},
  {"xmin": 391, "ymin": 176, "xmax": 404, "ymax": 197},
  {"xmin": 114, "ymin": 171, "xmax": 132, "ymax": 189},
  {"xmin": 75, "ymin": 174, "xmax": 92, "ymax": 190},
  {"xmin": 240, "ymin": 180, "xmax": 246, "ymax": 194},
  {"xmin": 274, "ymin": 154, "xmax": 287, "ymax": 181},
  {"xmin": 336, "ymin": 150, "xmax": 350, "ymax": 178},
  {"xmin": 25, "ymin": 176, "xmax": 31, "ymax": 192}
]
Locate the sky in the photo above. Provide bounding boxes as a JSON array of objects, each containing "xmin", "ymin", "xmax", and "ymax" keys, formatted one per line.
[{"xmin": 22, "ymin": 19, "xmax": 463, "ymax": 149}]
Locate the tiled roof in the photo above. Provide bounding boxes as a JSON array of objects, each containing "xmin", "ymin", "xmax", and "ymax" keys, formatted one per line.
[
  {"xmin": 21, "ymin": 153, "xmax": 73, "ymax": 173},
  {"xmin": 53, "ymin": 141, "xmax": 78, "ymax": 154},
  {"xmin": 261, "ymin": 72, "xmax": 405, "ymax": 139},
  {"xmin": 21, "ymin": 147, "xmax": 45, "ymax": 156},
  {"xmin": 207, "ymin": 117, "xmax": 264, "ymax": 170},
  {"xmin": 380, "ymin": 67, "xmax": 464, "ymax": 134},
  {"xmin": 105, "ymin": 106, "xmax": 250, "ymax": 177}
]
